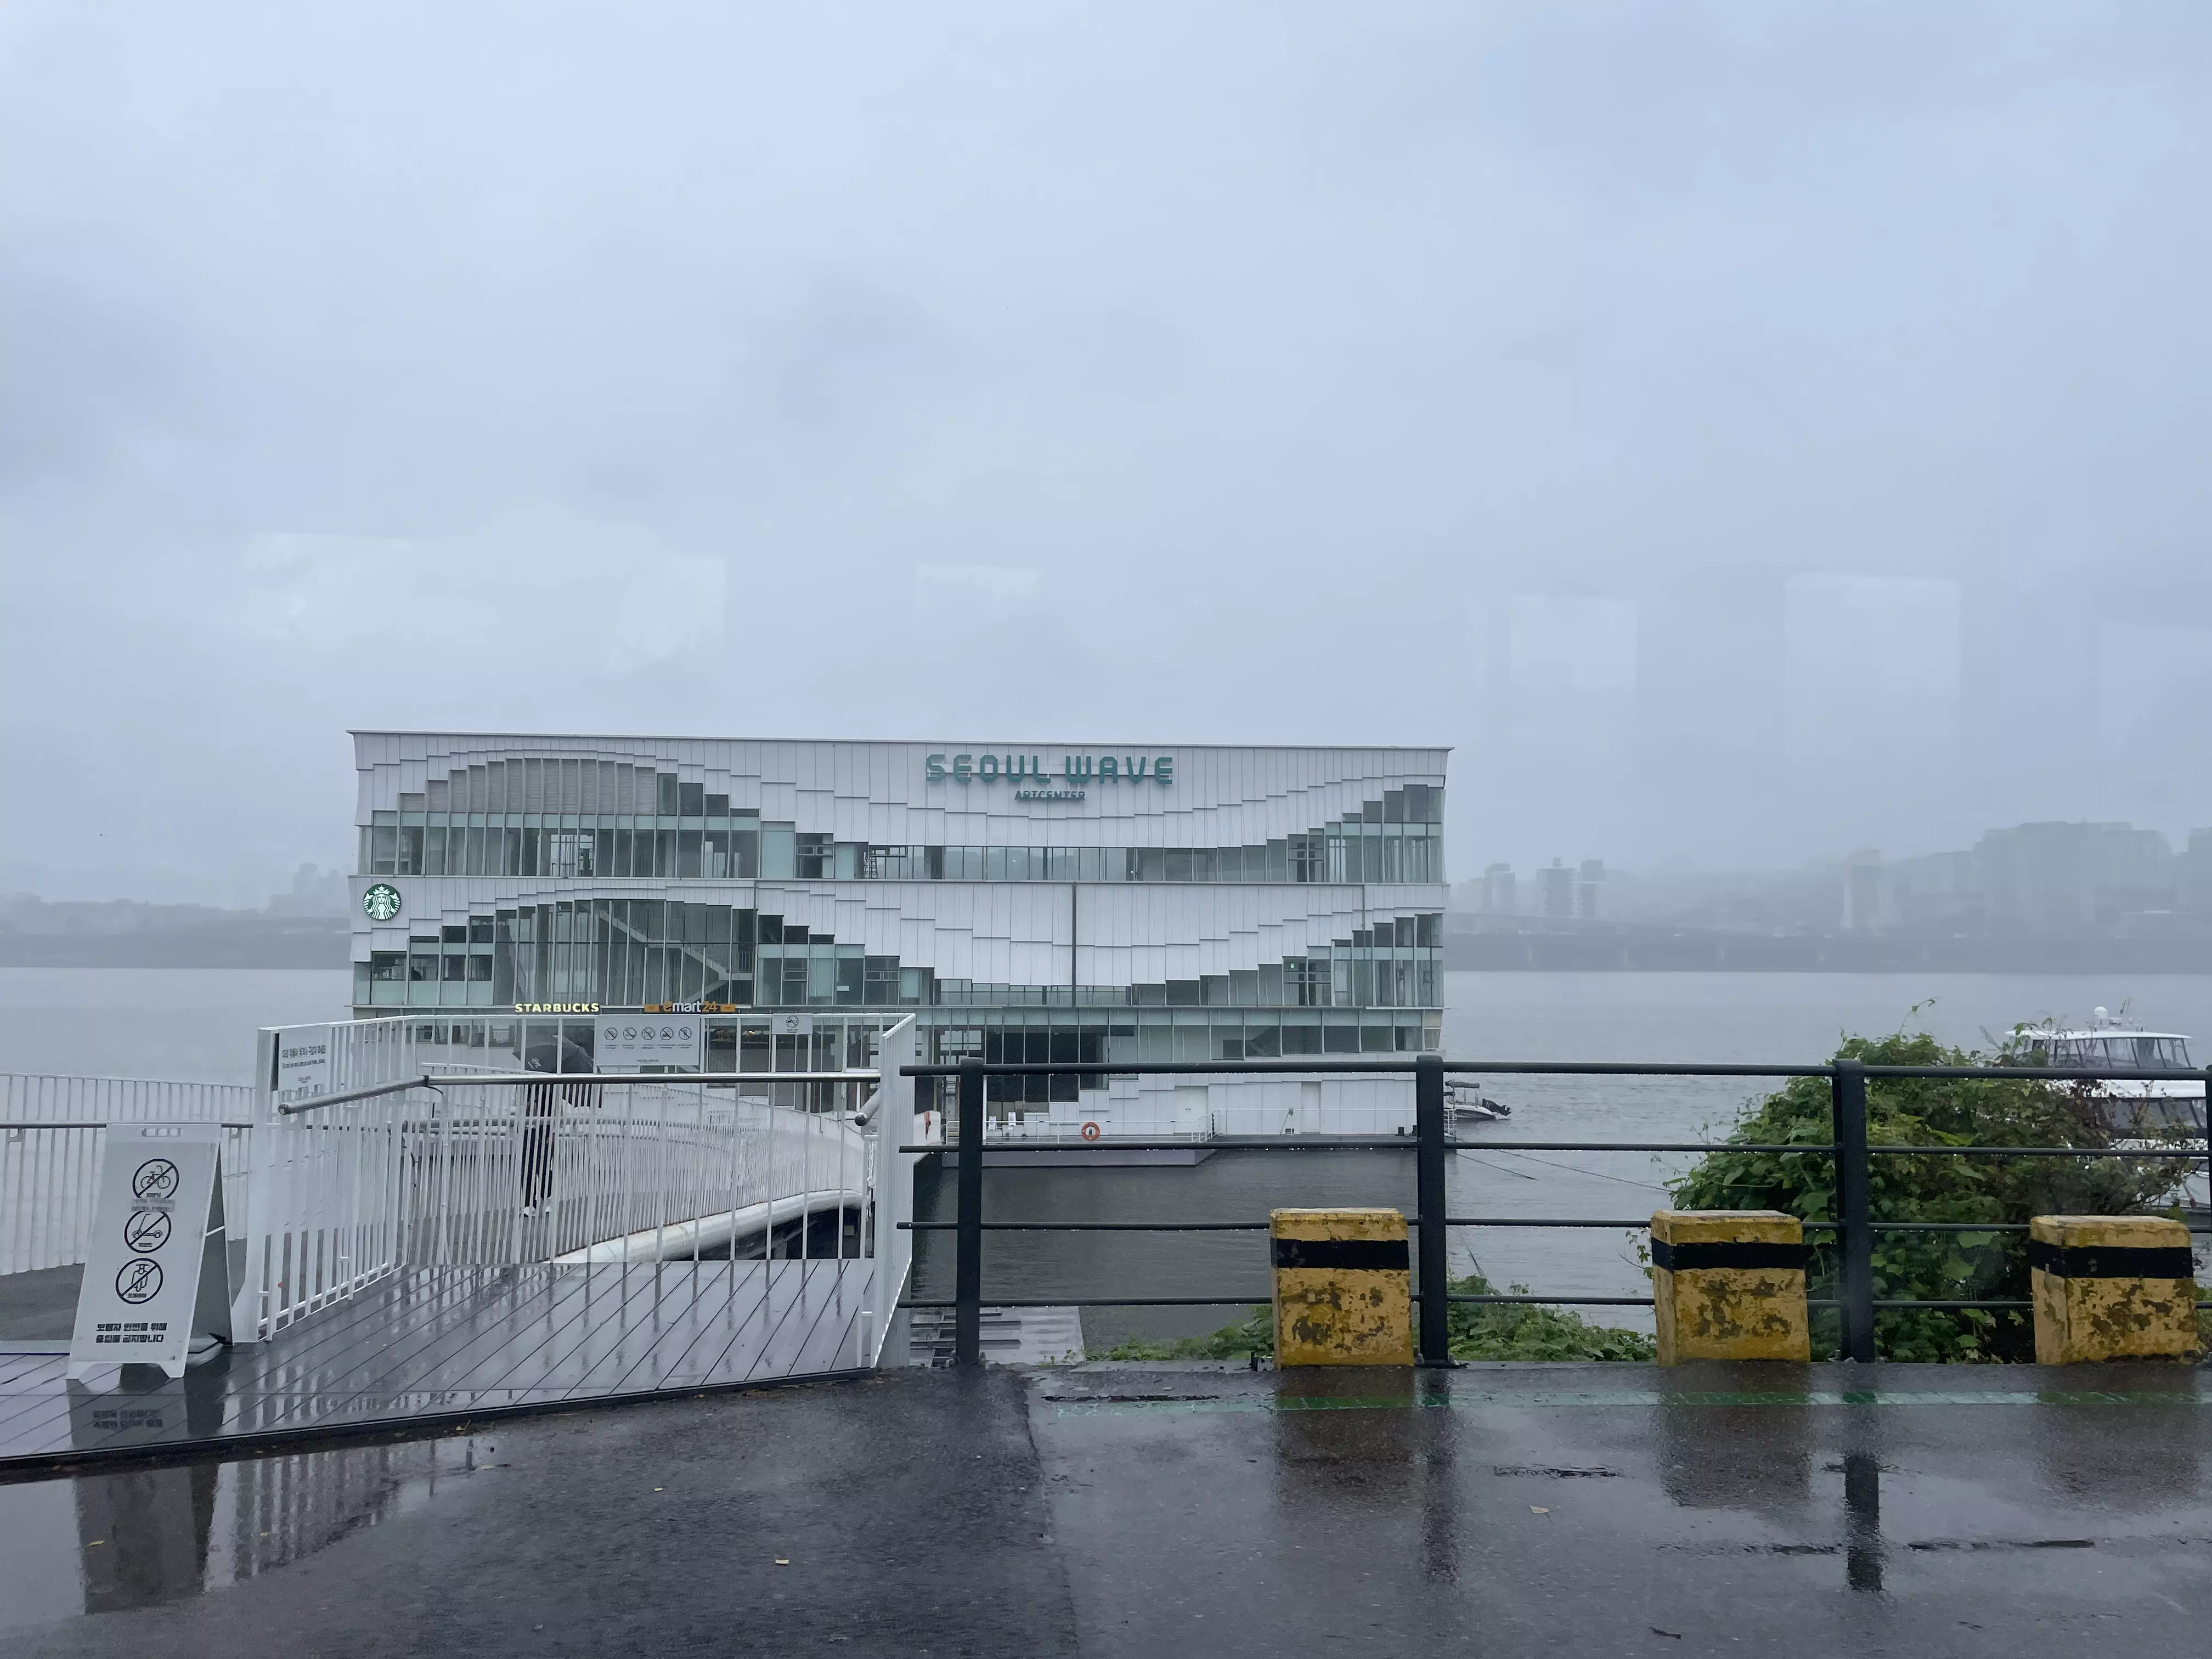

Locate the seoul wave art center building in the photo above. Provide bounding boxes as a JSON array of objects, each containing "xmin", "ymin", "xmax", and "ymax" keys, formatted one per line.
[{"xmin": 349, "ymin": 735, "xmax": 1449, "ymax": 1133}]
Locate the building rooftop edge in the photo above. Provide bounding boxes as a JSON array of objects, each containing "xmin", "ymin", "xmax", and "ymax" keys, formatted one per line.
[{"xmin": 347, "ymin": 731, "xmax": 1453, "ymax": 754}]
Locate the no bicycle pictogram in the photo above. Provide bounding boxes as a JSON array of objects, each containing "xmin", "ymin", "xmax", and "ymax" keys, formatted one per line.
[
  {"xmin": 131, "ymin": 1159, "xmax": 180, "ymax": 1202},
  {"xmin": 123, "ymin": 1209, "xmax": 173, "ymax": 1254},
  {"xmin": 116, "ymin": 1259, "xmax": 163, "ymax": 1305}
]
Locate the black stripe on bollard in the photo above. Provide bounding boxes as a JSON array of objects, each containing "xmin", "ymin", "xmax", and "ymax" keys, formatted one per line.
[
  {"xmin": 2025, "ymin": 1240, "xmax": 2196, "ymax": 1279},
  {"xmin": 1651, "ymin": 1239, "xmax": 1810, "ymax": 1273},
  {"xmin": 1272, "ymin": 1237, "xmax": 1412, "ymax": 1272}
]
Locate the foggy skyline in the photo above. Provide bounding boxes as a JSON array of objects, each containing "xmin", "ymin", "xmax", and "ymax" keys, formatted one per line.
[{"xmin": 4, "ymin": 4, "xmax": 2209, "ymax": 904}]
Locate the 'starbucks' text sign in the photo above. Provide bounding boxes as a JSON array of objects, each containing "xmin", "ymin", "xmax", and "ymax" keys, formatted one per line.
[{"xmin": 68, "ymin": 1123, "xmax": 233, "ymax": 1380}]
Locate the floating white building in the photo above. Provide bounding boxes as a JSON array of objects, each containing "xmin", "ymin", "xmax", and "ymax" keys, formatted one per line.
[{"xmin": 348, "ymin": 734, "xmax": 1448, "ymax": 1135}]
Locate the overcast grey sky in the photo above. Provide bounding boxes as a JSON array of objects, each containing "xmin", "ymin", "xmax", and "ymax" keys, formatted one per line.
[{"xmin": 4, "ymin": 3, "xmax": 2208, "ymax": 903}]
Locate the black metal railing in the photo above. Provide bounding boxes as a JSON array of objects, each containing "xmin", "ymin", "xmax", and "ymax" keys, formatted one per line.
[{"xmin": 896, "ymin": 1056, "xmax": 2212, "ymax": 1367}]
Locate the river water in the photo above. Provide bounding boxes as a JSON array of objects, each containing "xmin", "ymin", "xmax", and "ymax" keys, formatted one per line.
[{"xmin": 5, "ymin": 966, "xmax": 2208, "ymax": 1346}]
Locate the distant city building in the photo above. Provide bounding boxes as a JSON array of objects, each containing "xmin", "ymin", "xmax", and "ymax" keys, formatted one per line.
[
  {"xmin": 1842, "ymin": 850, "xmax": 1880, "ymax": 933},
  {"xmin": 268, "ymin": 862, "xmax": 350, "ymax": 917},
  {"xmin": 1859, "ymin": 821, "xmax": 2199, "ymax": 937},
  {"xmin": 2183, "ymin": 830, "xmax": 2212, "ymax": 916},
  {"xmin": 1482, "ymin": 862, "xmax": 1518, "ymax": 915},
  {"xmin": 1575, "ymin": 859, "xmax": 1605, "ymax": 921},
  {"xmin": 1884, "ymin": 849, "xmax": 1977, "ymax": 929},
  {"xmin": 1541, "ymin": 859, "xmax": 1575, "ymax": 921},
  {"xmin": 1973, "ymin": 821, "xmax": 2174, "ymax": 932}
]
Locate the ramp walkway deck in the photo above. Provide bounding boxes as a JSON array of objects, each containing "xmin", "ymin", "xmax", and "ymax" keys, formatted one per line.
[{"xmin": 0, "ymin": 1260, "xmax": 871, "ymax": 1472}]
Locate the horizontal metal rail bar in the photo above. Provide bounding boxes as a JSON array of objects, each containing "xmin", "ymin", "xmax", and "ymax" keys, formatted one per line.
[
  {"xmin": 901, "ymin": 1297, "xmax": 1265, "ymax": 1309},
  {"xmin": 906, "ymin": 1138, "xmax": 2205, "ymax": 1158},
  {"xmin": 903, "ymin": 1059, "xmax": 2211, "ymax": 1082},
  {"xmin": 899, "ymin": 1138, "xmax": 1835, "ymax": 1154},
  {"xmin": 904, "ymin": 1060, "xmax": 1837, "ymax": 1077},
  {"xmin": 1865, "ymin": 1144, "xmax": 2207, "ymax": 1158},
  {"xmin": 902, "ymin": 1220, "xmax": 1268, "ymax": 1231},
  {"xmin": 1447, "ymin": 1294, "xmax": 1654, "ymax": 1306},
  {"xmin": 910, "ymin": 1292, "xmax": 2207, "ymax": 1313},
  {"xmin": 279, "ymin": 1074, "xmax": 433, "ymax": 1113},
  {"xmin": 1455, "ymin": 1140, "xmax": 1830, "ymax": 1153},
  {"xmin": 281, "ymin": 1067, "xmax": 882, "ymax": 1112},
  {"xmin": 1452, "ymin": 1062, "xmax": 1837, "ymax": 1077},
  {"xmin": 1868, "ymin": 1221, "xmax": 2024, "ymax": 1233},
  {"xmin": 901, "ymin": 1215, "xmax": 2207, "ymax": 1233},
  {"xmin": 436, "ymin": 1079, "xmax": 876, "ymax": 1092},
  {"xmin": 3, "ymin": 1121, "xmax": 258, "ymax": 1131},
  {"xmin": 901, "ymin": 1137, "xmax": 1418, "ymax": 1152},
  {"xmin": 1864, "ymin": 1064, "xmax": 2208, "ymax": 1081},
  {"xmin": 1453, "ymin": 1216, "xmax": 1688, "ymax": 1229}
]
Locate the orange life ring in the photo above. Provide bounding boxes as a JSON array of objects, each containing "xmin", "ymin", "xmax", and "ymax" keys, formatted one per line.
[{"xmin": 1080, "ymin": 1121, "xmax": 1101, "ymax": 1141}]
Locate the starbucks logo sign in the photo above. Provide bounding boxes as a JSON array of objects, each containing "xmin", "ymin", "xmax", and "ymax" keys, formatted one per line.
[{"xmin": 362, "ymin": 883, "xmax": 403, "ymax": 922}]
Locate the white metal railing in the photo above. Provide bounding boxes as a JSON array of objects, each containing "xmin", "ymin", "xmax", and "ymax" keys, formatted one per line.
[
  {"xmin": 2, "ymin": 1075, "xmax": 256, "ymax": 1276},
  {"xmin": 410, "ymin": 1077, "xmax": 868, "ymax": 1266},
  {"xmin": 234, "ymin": 1070, "xmax": 879, "ymax": 1338},
  {"xmin": 7, "ymin": 1014, "xmax": 922, "ymax": 1379}
]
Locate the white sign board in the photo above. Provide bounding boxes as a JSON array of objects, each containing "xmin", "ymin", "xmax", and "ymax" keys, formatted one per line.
[
  {"xmin": 770, "ymin": 1013, "xmax": 814, "ymax": 1038},
  {"xmin": 274, "ymin": 1023, "xmax": 335, "ymax": 1107},
  {"xmin": 595, "ymin": 1015, "xmax": 702, "ymax": 1070},
  {"xmin": 69, "ymin": 1123, "xmax": 232, "ymax": 1380}
]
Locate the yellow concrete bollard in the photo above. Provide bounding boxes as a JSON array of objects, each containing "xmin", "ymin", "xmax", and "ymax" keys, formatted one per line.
[
  {"xmin": 2029, "ymin": 1215, "xmax": 2201, "ymax": 1364},
  {"xmin": 1271, "ymin": 1208, "xmax": 1414, "ymax": 1367},
  {"xmin": 1650, "ymin": 1210, "xmax": 1811, "ymax": 1365}
]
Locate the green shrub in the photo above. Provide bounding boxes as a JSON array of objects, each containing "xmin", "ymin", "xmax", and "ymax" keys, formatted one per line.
[
  {"xmin": 1092, "ymin": 1305, "xmax": 1272, "ymax": 1362},
  {"xmin": 1446, "ymin": 1274, "xmax": 1657, "ymax": 1361},
  {"xmin": 1668, "ymin": 1030, "xmax": 2197, "ymax": 1362},
  {"xmin": 1087, "ymin": 1276, "xmax": 1656, "ymax": 1363}
]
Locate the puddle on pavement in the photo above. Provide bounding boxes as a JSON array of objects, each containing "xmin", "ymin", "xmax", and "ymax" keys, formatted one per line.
[{"xmin": 0, "ymin": 1435, "xmax": 494, "ymax": 1630}]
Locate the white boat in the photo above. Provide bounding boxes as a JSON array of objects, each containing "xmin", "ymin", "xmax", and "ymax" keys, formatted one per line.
[
  {"xmin": 2017, "ymin": 1009, "xmax": 2208, "ymax": 1139},
  {"xmin": 1445, "ymin": 1077, "xmax": 1511, "ymax": 1125}
]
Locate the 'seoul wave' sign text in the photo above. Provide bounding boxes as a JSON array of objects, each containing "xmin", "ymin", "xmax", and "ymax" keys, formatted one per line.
[{"xmin": 926, "ymin": 752, "xmax": 1173, "ymax": 787}]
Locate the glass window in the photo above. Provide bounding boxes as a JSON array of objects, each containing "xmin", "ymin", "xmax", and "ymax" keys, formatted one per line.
[
  {"xmin": 679, "ymin": 782, "xmax": 704, "ymax": 816},
  {"xmin": 795, "ymin": 832, "xmax": 831, "ymax": 879},
  {"xmin": 657, "ymin": 774, "xmax": 680, "ymax": 815},
  {"xmin": 761, "ymin": 824, "xmax": 795, "ymax": 878}
]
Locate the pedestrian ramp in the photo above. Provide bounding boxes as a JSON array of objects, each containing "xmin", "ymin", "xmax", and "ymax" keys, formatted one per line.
[{"xmin": 0, "ymin": 1258, "xmax": 873, "ymax": 1474}]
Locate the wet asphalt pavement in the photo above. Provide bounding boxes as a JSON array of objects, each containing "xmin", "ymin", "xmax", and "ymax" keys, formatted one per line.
[{"xmin": 3, "ymin": 1361, "xmax": 2207, "ymax": 1657}]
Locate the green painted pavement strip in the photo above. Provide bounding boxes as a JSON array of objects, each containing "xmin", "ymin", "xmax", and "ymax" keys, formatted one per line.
[{"xmin": 1051, "ymin": 1387, "xmax": 2212, "ymax": 1416}]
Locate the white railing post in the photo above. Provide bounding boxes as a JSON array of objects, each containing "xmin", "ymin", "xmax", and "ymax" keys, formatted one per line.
[
  {"xmin": 865, "ymin": 1017, "xmax": 918, "ymax": 1367},
  {"xmin": 229, "ymin": 1029, "xmax": 281, "ymax": 1341}
]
